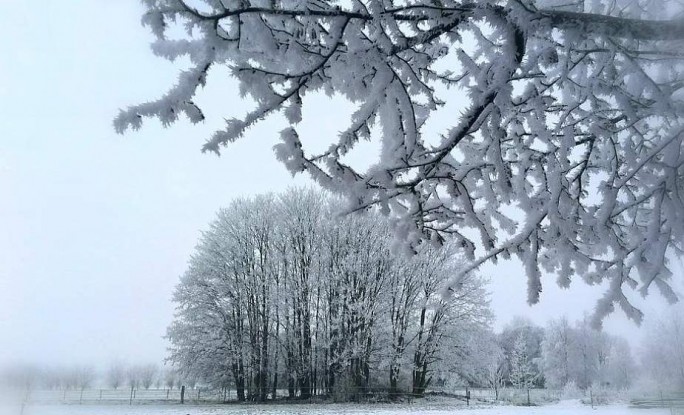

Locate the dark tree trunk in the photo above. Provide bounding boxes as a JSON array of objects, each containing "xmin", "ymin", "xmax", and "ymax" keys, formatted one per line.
[
  {"xmin": 260, "ymin": 284, "xmax": 269, "ymax": 402},
  {"xmin": 412, "ymin": 306, "xmax": 427, "ymax": 396},
  {"xmin": 234, "ymin": 360, "xmax": 245, "ymax": 402},
  {"xmin": 389, "ymin": 370, "xmax": 398, "ymax": 396}
]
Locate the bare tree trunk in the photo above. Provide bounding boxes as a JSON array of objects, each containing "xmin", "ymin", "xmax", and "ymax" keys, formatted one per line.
[{"xmin": 260, "ymin": 285, "xmax": 269, "ymax": 401}]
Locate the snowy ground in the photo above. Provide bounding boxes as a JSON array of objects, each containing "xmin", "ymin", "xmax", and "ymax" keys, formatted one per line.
[{"xmin": 2, "ymin": 400, "xmax": 676, "ymax": 415}]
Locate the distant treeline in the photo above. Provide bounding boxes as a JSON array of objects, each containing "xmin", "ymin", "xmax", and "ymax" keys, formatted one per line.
[{"xmin": 0, "ymin": 363, "xmax": 181, "ymax": 392}]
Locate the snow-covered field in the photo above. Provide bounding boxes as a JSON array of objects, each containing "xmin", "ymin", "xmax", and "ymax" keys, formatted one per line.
[{"xmin": 3, "ymin": 400, "xmax": 675, "ymax": 415}]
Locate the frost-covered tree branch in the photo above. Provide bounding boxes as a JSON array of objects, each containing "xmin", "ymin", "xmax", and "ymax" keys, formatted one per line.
[{"xmin": 117, "ymin": 0, "xmax": 684, "ymax": 325}]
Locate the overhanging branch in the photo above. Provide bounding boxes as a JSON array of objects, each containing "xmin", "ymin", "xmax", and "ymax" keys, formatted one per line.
[{"xmin": 176, "ymin": 0, "xmax": 684, "ymax": 41}]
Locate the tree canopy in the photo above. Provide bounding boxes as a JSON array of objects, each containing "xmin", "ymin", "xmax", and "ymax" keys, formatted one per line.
[
  {"xmin": 116, "ymin": 0, "xmax": 684, "ymax": 324},
  {"xmin": 168, "ymin": 189, "xmax": 491, "ymax": 400}
]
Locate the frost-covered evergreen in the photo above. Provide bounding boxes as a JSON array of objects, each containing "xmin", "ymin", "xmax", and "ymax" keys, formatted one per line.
[
  {"xmin": 499, "ymin": 318, "xmax": 545, "ymax": 388},
  {"xmin": 117, "ymin": 0, "xmax": 684, "ymax": 324},
  {"xmin": 509, "ymin": 333, "xmax": 536, "ymax": 390}
]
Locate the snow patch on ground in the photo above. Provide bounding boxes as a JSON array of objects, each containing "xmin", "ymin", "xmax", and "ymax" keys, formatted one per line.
[{"xmin": 1, "ymin": 399, "xmax": 674, "ymax": 415}]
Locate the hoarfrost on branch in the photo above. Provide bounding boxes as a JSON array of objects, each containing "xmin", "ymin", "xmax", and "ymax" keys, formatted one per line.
[{"xmin": 115, "ymin": 0, "xmax": 684, "ymax": 324}]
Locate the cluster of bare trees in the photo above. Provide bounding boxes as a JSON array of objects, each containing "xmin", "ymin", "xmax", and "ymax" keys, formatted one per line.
[
  {"xmin": 167, "ymin": 189, "xmax": 490, "ymax": 401},
  {"xmin": 640, "ymin": 306, "xmax": 684, "ymax": 392},
  {"xmin": 541, "ymin": 318, "xmax": 635, "ymax": 391},
  {"xmin": 465, "ymin": 317, "xmax": 636, "ymax": 398},
  {"xmin": 0, "ymin": 362, "xmax": 183, "ymax": 394},
  {"xmin": 464, "ymin": 318, "xmax": 546, "ymax": 399},
  {"xmin": 105, "ymin": 362, "xmax": 171, "ymax": 391},
  {"xmin": 0, "ymin": 365, "xmax": 95, "ymax": 392}
]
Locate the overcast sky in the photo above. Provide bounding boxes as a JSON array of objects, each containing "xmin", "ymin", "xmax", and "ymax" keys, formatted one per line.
[{"xmin": 0, "ymin": 1, "xmax": 679, "ymax": 370}]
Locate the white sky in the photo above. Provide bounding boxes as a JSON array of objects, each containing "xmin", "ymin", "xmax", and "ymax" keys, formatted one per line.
[{"xmin": 0, "ymin": 1, "xmax": 679, "ymax": 370}]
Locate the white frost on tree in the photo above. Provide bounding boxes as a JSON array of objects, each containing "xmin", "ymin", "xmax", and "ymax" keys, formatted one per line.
[
  {"xmin": 541, "ymin": 317, "xmax": 573, "ymax": 389},
  {"xmin": 499, "ymin": 317, "xmax": 544, "ymax": 387},
  {"xmin": 509, "ymin": 332, "xmax": 536, "ymax": 390},
  {"xmin": 640, "ymin": 305, "xmax": 684, "ymax": 391},
  {"xmin": 106, "ymin": 361, "xmax": 126, "ymax": 390},
  {"xmin": 166, "ymin": 189, "xmax": 491, "ymax": 400},
  {"xmin": 541, "ymin": 316, "xmax": 636, "ymax": 390},
  {"xmin": 116, "ymin": 0, "xmax": 684, "ymax": 324}
]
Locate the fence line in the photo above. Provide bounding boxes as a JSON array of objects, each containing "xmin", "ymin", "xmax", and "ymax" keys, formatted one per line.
[
  {"xmin": 631, "ymin": 392, "xmax": 684, "ymax": 410},
  {"xmin": 17, "ymin": 388, "xmax": 236, "ymax": 405},
  {"xmin": 11, "ymin": 386, "xmax": 575, "ymax": 406}
]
